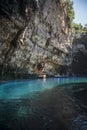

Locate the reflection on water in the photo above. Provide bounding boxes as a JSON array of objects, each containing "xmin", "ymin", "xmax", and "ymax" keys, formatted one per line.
[
  {"xmin": 0, "ymin": 77, "xmax": 87, "ymax": 130},
  {"xmin": 0, "ymin": 77, "xmax": 87, "ymax": 100}
]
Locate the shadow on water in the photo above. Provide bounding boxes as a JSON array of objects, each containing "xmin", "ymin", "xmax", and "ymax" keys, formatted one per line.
[{"xmin": 0, "ymin": 82, "xmax": 87, "ymax": 130}]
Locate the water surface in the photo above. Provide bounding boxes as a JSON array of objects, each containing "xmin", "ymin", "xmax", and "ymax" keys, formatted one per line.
[{"xmin": 0, "ymin": 77, "xmax": 87, "ymax": 130}]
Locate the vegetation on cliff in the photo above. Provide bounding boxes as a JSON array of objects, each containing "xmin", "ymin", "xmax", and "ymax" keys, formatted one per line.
[{"xmin": 63, "ymin": 0, "xmax": 74, "ymax": 28}]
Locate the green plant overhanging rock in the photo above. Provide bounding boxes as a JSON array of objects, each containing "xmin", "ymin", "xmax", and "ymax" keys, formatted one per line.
[{"xmin": 63, "ymin": 0, "xmax": 74, "ymax": 28}]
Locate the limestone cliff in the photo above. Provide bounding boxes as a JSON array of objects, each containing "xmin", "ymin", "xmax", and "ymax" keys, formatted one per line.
[
  {"xmin": 0, "ymin": 0, "xmax": 73, "ymax": 79},
  {"xmin": 1, "ymin": 0, "xmax": 86, "ymax": 79},
  {"xmin": 71, "ymin": 32, "xmax": 87, "ymax": 75}
]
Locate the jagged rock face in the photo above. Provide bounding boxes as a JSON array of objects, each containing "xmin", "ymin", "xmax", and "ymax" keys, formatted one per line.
[
  {"xmin": 71, "ymin": 33, "xmax": 87, "ymax": 75},
  {"xmin": 0, "ymin": 0, "xmax": 73, "ymax": 79}
]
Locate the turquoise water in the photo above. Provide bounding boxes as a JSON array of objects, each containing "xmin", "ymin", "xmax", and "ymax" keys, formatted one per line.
[
  {"xmin": 0, "ymin": 77, "xmax": 87, "ymax": 100},
  {"xmin": 0, "ymin": 77, "xmax": 87, "ymax": 130}
]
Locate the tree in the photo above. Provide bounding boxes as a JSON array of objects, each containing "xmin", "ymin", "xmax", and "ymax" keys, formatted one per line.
[
  {"xmin": 63, "ymin": 0, "xmax": 74, "ymax": 28},
  {"xmin": 72, "ymin": 23, "xmax": 85, "ymax": 32},
  {"xmin": 84, "ymin": 24, "xmax": 87, "ymax": 31},
  {"xmin": 85, "ymin": 24, "xmax": 87, "ymax": 28}
]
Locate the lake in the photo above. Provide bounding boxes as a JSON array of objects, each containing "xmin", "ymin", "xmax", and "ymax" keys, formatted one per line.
[{"xmin": 0, "ymin": 77, "xmax": 87, "ymax": 130}]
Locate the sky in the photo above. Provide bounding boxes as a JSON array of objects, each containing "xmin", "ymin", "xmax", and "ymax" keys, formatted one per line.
[{"xmin": 72, "ymin": 0, "xmax": 87, "ymax": 26}]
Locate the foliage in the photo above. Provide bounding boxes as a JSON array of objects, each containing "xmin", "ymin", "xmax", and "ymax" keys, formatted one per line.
[
  {"xmin": 71, "ymin": 22, "xmax": 87, "ymax": 33},
  {"xmin": 63, "ymin": 0, "xmax": 74, "ymax": 28},
  {"xmin": 84, "ymin": 24, "xmax": 87, "ymax": 31},
  {"xmin": 63, "ymin": 0, "xmax": 87, "ymax": 33},
  {"xmin": 72, "ymin": 23, "xmax": 84, "ymax": 32}
]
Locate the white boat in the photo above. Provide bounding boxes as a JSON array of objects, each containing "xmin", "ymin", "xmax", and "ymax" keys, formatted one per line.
[{"xmin": 54, "ymin": 75, "xmax": 68, "ymax": 78}]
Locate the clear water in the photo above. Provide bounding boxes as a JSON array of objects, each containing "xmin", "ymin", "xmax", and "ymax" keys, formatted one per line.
[
  {"xmin": 0, "ymin": 77, "xmax": 87, "ymax": 100},
  {"xmin": 0, "ymin": 77, "xmax": 87, "ymax": 130}
]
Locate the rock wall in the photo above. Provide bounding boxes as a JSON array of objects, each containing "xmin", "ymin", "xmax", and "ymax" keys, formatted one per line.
[
  {"xmin": 0, "ymin": 0, "xmax": 75, "ymax": 79},
  {"xmin": 71, "ymin": 32, "xmax": 87, "ymax": 75}
]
